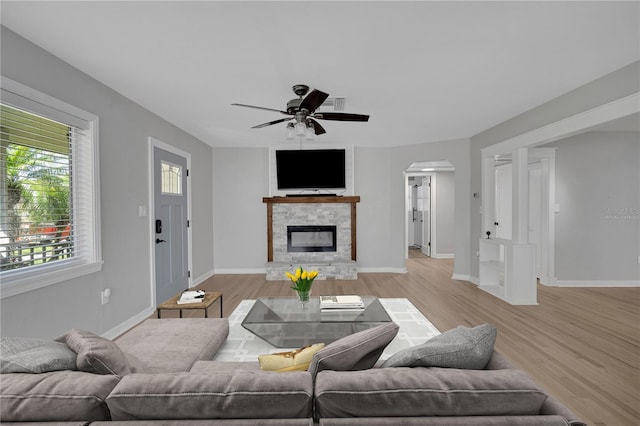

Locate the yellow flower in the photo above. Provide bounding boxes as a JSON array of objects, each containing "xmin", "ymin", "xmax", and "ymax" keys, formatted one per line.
[{"xmin": 286, "ymin": 267, "xmax": 319, "ymax": 292}]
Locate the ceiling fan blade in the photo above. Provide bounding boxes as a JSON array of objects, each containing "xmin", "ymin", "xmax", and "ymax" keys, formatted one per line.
[
  {"xmin": 313, "ymin": 112, "xmax": 370, "ymax": 122},
  {"xmin": 232, "ymin": 103, "xmax": 288, "ymax": 114},
  {"xmin": 299, "ymin": 89, "xmax": 329, "ymax": 113},
  {"xmin": 251, "ymin": 117, "xmax": 293, "ymax": 128},
  {"xmin": 308, "ymin": 118, "xmax": 326, "ymax": 135}
]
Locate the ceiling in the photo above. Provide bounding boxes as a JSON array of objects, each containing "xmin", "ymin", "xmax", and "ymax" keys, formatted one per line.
[{"xmin": 1, "ymin": 1, "xmax": 638, "ymax": 148}]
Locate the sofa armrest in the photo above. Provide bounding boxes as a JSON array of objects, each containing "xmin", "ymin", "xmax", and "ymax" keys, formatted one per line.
[
  {"xmin": 540, "ymin": 394, "xmax": 585, "ymax": 426},
  {"xmin": 114, "ymin": 318, "xmax": 229, "ymax": 373}
]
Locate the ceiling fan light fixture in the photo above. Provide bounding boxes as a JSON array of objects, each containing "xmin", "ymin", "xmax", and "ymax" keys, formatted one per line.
[
  {"xmin": 305, "ymin": 122, "xmax": 314, "ymax": 140},
  {"xmin": 295, "ymin": 122, "xmax": 306, "ymax": 136},
  {"xmin": 285, "ymin": 122, "xmax": 295, "ymax": 140}
]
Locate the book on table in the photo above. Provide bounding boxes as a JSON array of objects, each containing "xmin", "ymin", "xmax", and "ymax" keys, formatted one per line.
[
  {"xmin": 320, "ymin": 295, "xmax": 364, "ymax": 310},
  {"xmin": 177, "ymin": 290, "xmax": 205, "ymax": 304}
]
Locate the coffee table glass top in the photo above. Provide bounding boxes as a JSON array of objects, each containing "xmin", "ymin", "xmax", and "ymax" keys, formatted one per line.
[{"xmin": 241, "ymin": 296, "xmax": 391, "ymax": 348}]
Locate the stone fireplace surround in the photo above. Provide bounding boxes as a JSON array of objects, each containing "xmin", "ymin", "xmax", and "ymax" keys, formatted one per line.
[{"xmin": 263, "ymin": 196, "xmax": 360, "ymax": 280}]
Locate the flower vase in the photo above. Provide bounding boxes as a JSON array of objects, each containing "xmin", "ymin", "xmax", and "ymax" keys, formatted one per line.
[{"xmin": 296, "ymin": 289, "xmax": 311, "ymax": 309}]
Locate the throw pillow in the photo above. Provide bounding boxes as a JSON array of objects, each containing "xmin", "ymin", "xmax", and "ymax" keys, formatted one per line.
[
  {"xmin": 0, "ymin": 337, "xmax": 77, "ymax": 373},
  {"xmin": 380, "ymin": 323, "xmax": 496, "ymax": 369},
  {"xmin": 258, "ymin": 343, "xmax": 325, "ymax": 372},
  {"xmin": 56, "ymin": 328, "xmax": 131, "ymax": 376},
  {"xmin": 308, "ymin": 322, "xmax": 399, "ymax": 378}
]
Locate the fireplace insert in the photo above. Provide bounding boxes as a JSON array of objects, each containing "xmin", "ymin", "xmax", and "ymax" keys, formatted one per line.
[{"xmin": 287, "ymin": 225, "xmax": 337, "ymax": 252}]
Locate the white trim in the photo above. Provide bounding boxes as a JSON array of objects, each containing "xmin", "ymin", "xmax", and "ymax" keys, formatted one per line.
[
  {"xmin": 214, "ymin": 267, "xmax": 267, "ymax": 274},
  {"xmin": 432, "ymin": 254, "xmax": 454, "ymax": 259},
  {"xmin": 547, "ymin": 280, "xmax": 640, "ymax": 288},
  {"xmin": 148, "ymin": 137, "xmax": 193, "ymax": 308},
  {"xmin": 482, "ymin": 92, "xmax": 640, "ymax": 157},
  {"xmin": 358, "ymin": 266, "xmax": 408, "ymax": 274},
  {"xmin": 193, "ymin": 269, "xmax": 215, "ymax": 286},
  {"xmin": 453, "ymin": 273, "xmax": 476, "ymax": 284},
  {"xmin": 102, "ymin": 306, "xmax": 156, "ymax": 340}
]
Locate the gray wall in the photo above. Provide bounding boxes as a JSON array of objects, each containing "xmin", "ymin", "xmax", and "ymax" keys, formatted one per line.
[
  {"xmin": 469, "ymin": 61, "xmax": 640, "ymax": 280},
  {"xmin": 549, "ymin": 131, "xmax": 639, "ymax": 282},
  {"xmin": 210, "ymin": 139, "xmax": 471, "ymax": 277},
  {"xmin": 0, "ymin": 27, "xmax": 214, "ymax": 338},
  {"xmin": 435, "ymin": 171, "xmax": 455, "ymax": 256}
]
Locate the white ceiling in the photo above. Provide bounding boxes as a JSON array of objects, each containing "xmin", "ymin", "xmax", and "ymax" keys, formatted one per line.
[{"xmin": 1, "ymin": 1, "xmax": 638, "ymax": 148}]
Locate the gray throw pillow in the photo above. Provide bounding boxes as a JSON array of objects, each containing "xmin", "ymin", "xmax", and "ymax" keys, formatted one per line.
[
  {"xmin": 308, "ymin": 322, "xmax": 399, "ymax": 379},
  {"xmin": 381, "ymin": 323, "xmax": 497, "ymax": 369},
  {"xmin": 56, "ymin": 328, "xmax": 131, "ymax": 376},
  {"xmin": 0, "ymin": 337, "xmax": 77, "ymax": 373}
]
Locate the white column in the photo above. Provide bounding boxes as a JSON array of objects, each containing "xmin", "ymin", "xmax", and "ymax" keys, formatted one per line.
[{"xmin": 512, "ymin": 147, "xmax": 529, "ymax": 244}]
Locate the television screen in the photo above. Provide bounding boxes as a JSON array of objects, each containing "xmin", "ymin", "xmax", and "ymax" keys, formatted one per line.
[{"xmin": 276, "ymin": 149, "xmax": 346, "ymax": 190}]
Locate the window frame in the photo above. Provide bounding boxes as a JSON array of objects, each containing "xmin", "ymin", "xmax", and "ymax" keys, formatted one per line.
[{"xmin": 0, "ymin": 76, "xmax": 102, "ymax": 298}]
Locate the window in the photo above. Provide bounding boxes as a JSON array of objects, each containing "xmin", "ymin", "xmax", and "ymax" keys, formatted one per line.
[
  {"xmin": 0, "ymin": 77, "xmax": 101, "ymax": 298},
  {"xmin": 161, "ymin": 161, "xmax": 182, "ymax": 195}
]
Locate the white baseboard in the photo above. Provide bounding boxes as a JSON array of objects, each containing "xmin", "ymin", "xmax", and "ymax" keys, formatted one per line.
[
  {"xmin": 193, "ymin": 269, "xmax": 215, "ymax": 286},
  {"xmin": 213, "ymin": 268, "xmax": 267, "ymax": 275},
  {"xmin": 358, "ymin": 266, "xmax": 407, "ymax": 274},
  {"xmin": 102, "ymin": 306, "xmax": 156, "ymax": 340},
  {"xmin": 551, "ymin": 280, "xmax": 640, "ymax": 288},
  {"xmin": 452, "ymin": 273, "xmax": 477, "ymax": 285},
  {"xmin": 432, "ymin": 254, "xmax": 455, "ymax": 259}
]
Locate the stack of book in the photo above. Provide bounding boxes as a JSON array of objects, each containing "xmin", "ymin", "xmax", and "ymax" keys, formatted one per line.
[
  {"xmin": 320, "ymin": 295, "xmax": 365, "ymax": 312},
  {"xmin": 177, "ymin": 290, "xmax": 205, "ymax": 304}
]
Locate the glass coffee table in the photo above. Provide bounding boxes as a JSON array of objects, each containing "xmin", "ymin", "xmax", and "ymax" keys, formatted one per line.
[{"xmin": 241, "ymin": 296, "xmax": 391, "ymax": 347}]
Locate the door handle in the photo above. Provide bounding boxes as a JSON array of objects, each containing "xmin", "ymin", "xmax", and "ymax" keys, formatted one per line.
[{"xmin": 155, "ymin": 238, "xmax": 166, "ymax": 244}]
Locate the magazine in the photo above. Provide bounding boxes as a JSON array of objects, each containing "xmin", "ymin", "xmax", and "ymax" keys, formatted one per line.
[
  {"xmin": 319, "ymin": 295, "xmax": 364, "ymax": 310},
  {"xmin": 177, "ymin": 290, "xmax": 205, "ymax": 304}
]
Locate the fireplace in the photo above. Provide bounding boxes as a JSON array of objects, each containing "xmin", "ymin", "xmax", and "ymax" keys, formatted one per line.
[
  {"xmin": 262, "ymin": 196, "xmax": 360, "ymax": 280},
  {"xmin": 287, "ymin": 225, "xmax": 337, "ymax": 253}
]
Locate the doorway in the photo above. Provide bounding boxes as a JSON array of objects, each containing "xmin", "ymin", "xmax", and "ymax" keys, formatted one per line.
[
  {"xmin": 149, "ymin": 138, "xmax": 192, "ymax": 306},
  {"xmin": 404, "ymin": 160, "xmax": 455, "ymax": 261},
  {"xmin": 491, "ymin": 150, "xmax": 555, "ymax": 283}
]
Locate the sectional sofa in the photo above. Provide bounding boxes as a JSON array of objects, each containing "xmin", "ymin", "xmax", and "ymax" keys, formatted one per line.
[{"xmin": 0, "ymin": 317, "xmax": 585, "ymax": 425}]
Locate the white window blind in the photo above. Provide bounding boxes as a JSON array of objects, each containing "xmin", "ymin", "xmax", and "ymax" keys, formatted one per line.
[{"xmin": 0, "ymin": 77, "xmax": 101, "ymax": 297}]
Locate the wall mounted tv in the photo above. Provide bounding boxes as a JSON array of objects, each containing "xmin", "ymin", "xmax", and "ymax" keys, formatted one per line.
[{"xmin": 276, "ymin": 149, "xmax": 346, "ymax": 190}]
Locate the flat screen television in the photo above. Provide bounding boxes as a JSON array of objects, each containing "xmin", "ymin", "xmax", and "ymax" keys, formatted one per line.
[{"xmin": 276, "ymin": 149, "xmax": 346, "ymax": 190}]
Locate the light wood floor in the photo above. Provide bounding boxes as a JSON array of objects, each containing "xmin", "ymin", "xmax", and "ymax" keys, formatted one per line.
[{"xmin": 189, "ymin": 250, "xmax": 639, "ymax": 426}]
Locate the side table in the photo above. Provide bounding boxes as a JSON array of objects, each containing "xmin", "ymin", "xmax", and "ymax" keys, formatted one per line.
[{"xmin": 157, "ymin": 291, "xmax": 223, "ymax": 318}]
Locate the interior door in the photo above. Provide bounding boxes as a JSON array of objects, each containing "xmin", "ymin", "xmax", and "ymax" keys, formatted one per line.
[
  {"xmin": 495, "ymin": 164, "xmax": 512, "ymax": 240},
  {"xmin": 154, "ymin": 147, "xmax": 189, "ymax": 305}
]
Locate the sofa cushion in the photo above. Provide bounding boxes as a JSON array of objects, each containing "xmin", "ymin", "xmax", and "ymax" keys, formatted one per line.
[
  {"xmin": 0, "ymin": 370, "xmax": 119, "ymax": 422},
  {"xmin": 106, "ymin": 371, "xmax": 313, "ymax": 420},
  {"xmin": 380, "ymin": 323, "xmax": 496, "ymax": 369},
  {"xmin": 314, "ymin": 367, "xmax": 547, "ymax": 418},
  {"xmin": 114, "ymin": 318, "xmax": 229, "ymax": 373},
  {"xmin": 56, "ymin": 329, "xmax": 131, "ymax": 376},
  {"xmin": 0, "ymin": 337, "xmax": 77, "ymax": 374},
  {"xmin": 308, "ymin": 322, "xmax": 399, "ymax": 379}
]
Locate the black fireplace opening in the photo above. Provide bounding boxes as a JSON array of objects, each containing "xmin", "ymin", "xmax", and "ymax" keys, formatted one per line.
[{"xmin": 287, "ymin": 225, "xmax": 337, "ymax": 252}]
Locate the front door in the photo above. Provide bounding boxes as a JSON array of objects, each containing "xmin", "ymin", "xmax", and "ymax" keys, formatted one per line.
[{"xmin": 153, "ymin": 147, "xmax": 189, "ymax": 305}]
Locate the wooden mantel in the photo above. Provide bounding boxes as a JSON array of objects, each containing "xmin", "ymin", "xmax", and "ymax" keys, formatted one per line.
[{"xmin": 263, "ymin": 196, "xmax": 361, "ymax": 262}]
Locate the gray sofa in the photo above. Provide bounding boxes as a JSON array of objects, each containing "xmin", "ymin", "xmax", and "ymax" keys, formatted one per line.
[{"xmin": 0, "ymin": 318, "xmax": 585, "ymax": 425}]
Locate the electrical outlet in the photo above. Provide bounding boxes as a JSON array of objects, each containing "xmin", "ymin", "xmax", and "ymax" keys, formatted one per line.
[{"xmin": 101, "ymin": 288, "xmax": 111, "ymax": 305}]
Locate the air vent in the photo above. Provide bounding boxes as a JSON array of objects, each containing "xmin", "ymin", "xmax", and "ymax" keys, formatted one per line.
[{"xmin": 320, "ymin": 97, "xmax": 346, "ymax": 111}]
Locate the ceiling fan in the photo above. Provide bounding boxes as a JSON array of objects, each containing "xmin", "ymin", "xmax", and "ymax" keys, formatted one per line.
[{"xmin": 232, "ymin": 84, "xmax": 369, "ymax": 136}]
